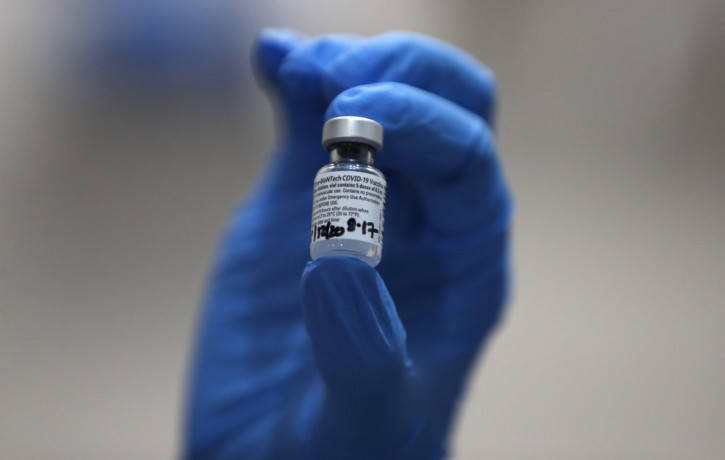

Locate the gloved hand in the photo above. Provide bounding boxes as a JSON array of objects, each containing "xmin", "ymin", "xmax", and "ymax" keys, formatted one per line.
[{"xmin": 185, "ymin": 29, "xmax": 512, "ymax": 460}]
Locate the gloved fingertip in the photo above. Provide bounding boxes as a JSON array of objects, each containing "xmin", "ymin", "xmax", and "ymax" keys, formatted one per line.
[
  {"xmin": 301, "ymin": 257, "xmax": 385, "ymax": 324},
  {"xmin": 253, "ymin": 28, "xmax": 307, "ymax": 85},
  {"xmin": 276, "ymin": 35, "xmax": 361, "ymax": 106},
  {"xmin": 320, "ymin": 54, "xmax": 359, "ymax": 102},
  {"xmin": 302, "ymin": 254, "xmax": 370, "ymax": 279},
  {"xmin": 301, "ymin": 257, "xmax": 382, "ymax": 329},
  {"xmin": 277, "ymin": 53, "xmax": 321, "ymax": 103},
  {"xmin": 324, "ymin": 83, "xmax": 408, "ymax": 125}
]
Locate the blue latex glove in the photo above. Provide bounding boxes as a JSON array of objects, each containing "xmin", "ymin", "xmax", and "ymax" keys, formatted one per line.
[{"xmin": 185, "ymin": 29, "xmax": 513, "ymax": 459}]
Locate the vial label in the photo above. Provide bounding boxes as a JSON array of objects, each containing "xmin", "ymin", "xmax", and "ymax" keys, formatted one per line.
[{"xmin": 311, "ymin": 170, "xmax": 386, "ymax": 247}]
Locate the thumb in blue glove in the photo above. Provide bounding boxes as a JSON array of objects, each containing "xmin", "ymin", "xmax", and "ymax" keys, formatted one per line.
[{"xmin": 301, "ymin": 257, "xmax": 420, "ymax": 456}]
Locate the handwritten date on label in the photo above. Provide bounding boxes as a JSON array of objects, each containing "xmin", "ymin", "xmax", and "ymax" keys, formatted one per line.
[{"xmin": 311, "ymin": 218, "xmax": 380, "ymax": 242}]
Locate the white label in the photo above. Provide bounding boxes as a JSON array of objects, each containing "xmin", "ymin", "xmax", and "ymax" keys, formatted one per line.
[{"xmin": 310, "ymin": 170, "xmax": 386, "ymax": 247}]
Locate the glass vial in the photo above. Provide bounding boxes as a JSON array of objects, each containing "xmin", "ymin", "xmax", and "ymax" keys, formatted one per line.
[{"xmin": 310, "ymin": 116, "xmax": 387, "ymax": 267}]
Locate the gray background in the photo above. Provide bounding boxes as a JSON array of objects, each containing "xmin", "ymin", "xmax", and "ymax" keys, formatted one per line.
[{"xmin": 1, "ymin": 1, "xmax": 723, "ymax": 458}]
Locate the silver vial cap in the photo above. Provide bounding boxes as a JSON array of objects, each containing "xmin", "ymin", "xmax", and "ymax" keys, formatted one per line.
[{"xmin": 322, "ymin": 116, "xmax": 383, "ymax": 152}]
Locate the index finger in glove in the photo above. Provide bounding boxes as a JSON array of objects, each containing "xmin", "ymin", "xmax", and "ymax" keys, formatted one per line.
[
  {"xmin": 259, "ymin": 30, "xmax": 497, "ymax": 123},
  {"xmin": 323, "ymin": 31, "xmax": 497, "ymax": 124},
  {"xmin": 254, "ymin": 29, "xmax": 361, "ymax": 106},
  {"xmin": 326, "ymin": 82, "xmax": 511, "ymax": 236}
]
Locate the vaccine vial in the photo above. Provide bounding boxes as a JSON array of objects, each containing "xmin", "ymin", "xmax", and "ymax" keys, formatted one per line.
[{"xmin": 310, "ymin": 116, "xmax": 387, "ymax": 267}]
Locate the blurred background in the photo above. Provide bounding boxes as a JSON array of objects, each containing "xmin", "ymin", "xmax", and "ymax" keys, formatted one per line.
[{"xmin": 1, "ymin": 1, "xmax": 723, "ymax": 458}]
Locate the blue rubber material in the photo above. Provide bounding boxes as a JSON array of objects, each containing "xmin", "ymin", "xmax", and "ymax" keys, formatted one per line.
[{"xmin": 185, "ymin": 29, "xmax": 513, "ymax": 459}]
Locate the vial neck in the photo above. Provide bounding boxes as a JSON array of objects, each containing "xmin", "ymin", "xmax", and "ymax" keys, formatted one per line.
[{"xmin": 329, "ymin": 142, "xmax": 375, "ymax": 165}]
